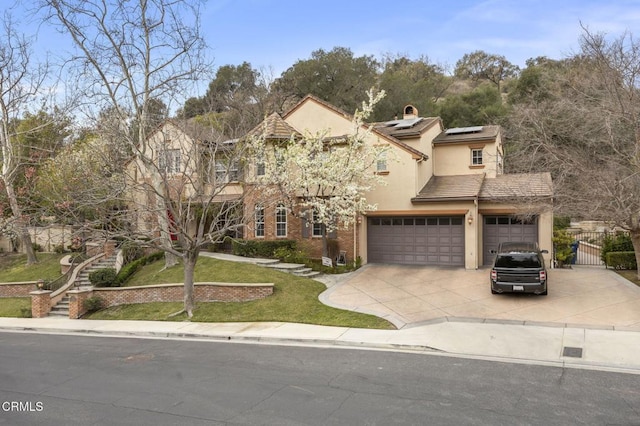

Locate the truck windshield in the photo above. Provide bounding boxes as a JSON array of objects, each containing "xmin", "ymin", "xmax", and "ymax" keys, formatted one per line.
[{"xmin": 495, "ymin": 253, "xmax": 541, "ymax": 268}]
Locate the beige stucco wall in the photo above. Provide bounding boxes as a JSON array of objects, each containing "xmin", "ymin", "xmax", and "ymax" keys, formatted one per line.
[{"xmin": 433, "ymin": 142, "xmax": 500, "ymax": 177}]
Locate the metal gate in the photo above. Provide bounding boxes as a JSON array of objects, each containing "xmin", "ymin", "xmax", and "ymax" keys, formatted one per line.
[{"xmin": 569, "ymin": 232, "xmax": 606, "ymax": 266}]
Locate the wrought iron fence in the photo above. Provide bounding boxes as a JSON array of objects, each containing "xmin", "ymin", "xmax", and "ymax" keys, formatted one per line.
[{"xmin": 560, "ymin": 230, "xmax": 631, "ymax": 266}]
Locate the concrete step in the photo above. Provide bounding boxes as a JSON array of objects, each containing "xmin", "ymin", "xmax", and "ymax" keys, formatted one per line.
[{"xmin": 297, "ymin": 270, "xmax": 322, "ymax": 278}]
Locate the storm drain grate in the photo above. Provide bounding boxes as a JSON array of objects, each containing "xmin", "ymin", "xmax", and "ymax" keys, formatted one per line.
[{"xmin": 562, "ymin": 346, "xmax": 583, "ymax": 358}]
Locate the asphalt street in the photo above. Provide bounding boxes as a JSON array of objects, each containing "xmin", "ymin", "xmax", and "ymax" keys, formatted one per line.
[{"xmin": 1, "ymin": 332, "xmax": 639, "ymax": 425}]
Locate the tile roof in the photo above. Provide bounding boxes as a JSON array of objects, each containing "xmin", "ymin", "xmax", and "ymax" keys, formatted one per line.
[
  {"xmin": 246, "ymin": 112, "xmax": 301, "ymax": 140},
  {"xmin": 413, "ymin": 174, "xmax": 486, "ymax": 202},
  {"xmin": 433, "ymin": 125, "xmax": 500, "ymax": 144},
  {"xmin": 374, "ymin": 117, "xmax": 441, "ymax": 139},
  {"xmin": 412, "ymin": 172, "xmax": 553, "ymax": 203},
  {"xmin": 479, "ymin": 172, "xmax": 553, "ymax": 199}
]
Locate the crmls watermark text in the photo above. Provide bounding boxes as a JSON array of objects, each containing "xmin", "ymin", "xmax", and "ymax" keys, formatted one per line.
[{"xmin": 2, "ymin": 401, "xmax": 44, "ymax": 412}]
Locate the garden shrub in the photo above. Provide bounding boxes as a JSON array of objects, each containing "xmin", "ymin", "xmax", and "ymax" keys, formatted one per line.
[
  {"xmin": 601, "ymin": 232, "xmax": 634, "ymax": 264},
  {"xmin": 83, "ymin": 296, "xmax": 104, "ymax": 313},
  {"xmin": 605, "ymin": 251, "xmax": 637, "ymax": 270},
  {"xmin": 89, "ymin": 268, "xmax": 117, "ymax": 287},
  {"xmin": 19, "ymin": 307, "xmax": 32, "ymax": 318},
  {"xmin": 273, "ymin": 246, "xmax": 308, "ymax": 264},
  {"xmin": 553, "ymin": 229, "xmax": 575, "ymax": 266},
  {"xmin": 232, "ymin": 239, "xmax": 296, "ymax": 258}
]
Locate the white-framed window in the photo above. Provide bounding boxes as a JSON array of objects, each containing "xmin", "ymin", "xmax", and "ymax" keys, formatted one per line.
[
  {"xmin": 275, "ymin": 204, "xmax": 287, "ymax": 237},
  {"xmin": 376, "ymin": 151, "xmax": 388, "ymax": 172},
  {"xmin": 159, "ymin": 149, "xmax": 181, "ymax": 174},
  {"xmin": 254, "ymin": 204, "xmax": 265, "ymax": 237},
  {"xmin": 471, "ymin": 148, "xmax": 483, "ymax": 165},
  {"xmin": 215, "ymin": 160, "xmax": 240, "ymax": 182},
  {"xmin": 312, "ymin": 210, "xmax": 323, "ymax": 237}
]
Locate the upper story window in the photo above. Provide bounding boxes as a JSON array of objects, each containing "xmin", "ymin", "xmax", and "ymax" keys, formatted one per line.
[
  {"xmin": 471, "ymin": 148, "xmax": 483, "ymax": 166},
  {"xmin": 159, "ymin": 149, "xmax": 181, "ymax": 174},
  {"xmin": 215, "ymin": 160, "xmax": 241, "ymax": 182},
  {"xmin": 275, "ymin": 204, "xmax": 287, "ymax": 237},
  {"xmin": 376, "ymin": 151, "xmax": 388, "ymax": 173},
  {"xmin": 256, "ymin": 160, "xmax": 265, "ymax": 177}
]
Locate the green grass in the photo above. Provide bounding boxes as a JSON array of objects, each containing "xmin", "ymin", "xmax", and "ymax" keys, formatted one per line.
[
  {"xmin": 0, "ymin": 297, "xmax": 30, "ymax": 317},
  {"xmin": 0, "ymin": 253, "xmax": 66, "ymax": 282},
  {"xmin": 87, "ymin": 256, "xmax": 394, "ymax": 329}
]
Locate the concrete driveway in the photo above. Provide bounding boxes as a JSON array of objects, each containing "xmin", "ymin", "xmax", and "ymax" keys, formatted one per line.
[{"xmin": 320, "ymin": 265, "xmax": 640, "ymax": 330}]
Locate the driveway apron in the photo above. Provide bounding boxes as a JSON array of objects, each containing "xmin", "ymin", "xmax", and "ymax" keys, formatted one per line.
[{"xmin": 320, "ymin": 265, "xmax": 640, "ymax": 330}]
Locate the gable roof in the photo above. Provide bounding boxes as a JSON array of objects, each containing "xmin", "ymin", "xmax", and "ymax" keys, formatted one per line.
[
  {"xmin": 412, "ymin": 172, "xmax": 553, "ymax": 203},
  {"xmin": 282, "ymin": 95, "xmax": 429, "ymax": 161}
]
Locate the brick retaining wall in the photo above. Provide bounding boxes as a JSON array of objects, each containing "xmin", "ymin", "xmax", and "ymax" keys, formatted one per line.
[
  {"xmin": 68, "ymin": 282, "xmax": 274, "ymax": 319},
  {"xmin": 0, "ymin": 282, "xmax": 37, "ymax": 297}
]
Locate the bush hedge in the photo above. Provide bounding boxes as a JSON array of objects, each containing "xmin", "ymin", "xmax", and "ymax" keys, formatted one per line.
[
  {"xmin": 232, "ymin": 239, "xmax": 296, "ymax": 258},
  {"xmin": 114, "ymin": 251, "xmax": 164, "ymax": 286},
  {"xmin": 605, "ymin": 251, "xmax": 637, "ymax": 270},
  {"xmin": 601, "ymin": 233, "xmax": 634, "ymax": 264},
  {"xmin": 89, "ymin": 268, "xmax": 117, "ymax": 287}
]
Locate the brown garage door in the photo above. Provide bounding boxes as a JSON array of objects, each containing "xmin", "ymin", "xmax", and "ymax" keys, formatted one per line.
[
  {"xmin": 367, "ymin": 216, "xmax": 464, "ymax": 265},
  {"xmin": 483, "ymin": 215, "xmax": 538, "ymax": 265}
]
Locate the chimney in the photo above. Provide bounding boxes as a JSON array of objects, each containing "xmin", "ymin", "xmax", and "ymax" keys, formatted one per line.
[{"xmin": 403, "ymin": 105, "xmax": 418, "ymax": 119}]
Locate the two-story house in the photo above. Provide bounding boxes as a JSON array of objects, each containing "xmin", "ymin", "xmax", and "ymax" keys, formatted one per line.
[{"xmin": 244, "ymin": 96, "xmax": 553, "ymax": 269}]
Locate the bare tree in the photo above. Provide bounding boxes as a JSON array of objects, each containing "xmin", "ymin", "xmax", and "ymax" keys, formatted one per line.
[
  {"xmin": 39, "ymin": 0, "xmax": 228, "ymax": 316},
  {"xmin": 505, "ymin": 28, "xmax": 640, "ymax": 277},
  {"xmin": 0, "ymin": 13, "xmax": 51, "ymax": 264}
]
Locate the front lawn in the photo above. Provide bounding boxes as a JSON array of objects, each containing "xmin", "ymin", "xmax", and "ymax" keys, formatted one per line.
[
  {"xmin": 86, "ymin": 256, "xmax": 394, "ymax": 329},
  {"xmin": 0, "ymin": 297, "xmax": 30, "ymax": 317},
  {"xmin": 0, "ymin": 253, "xmax": 66, "ymax": 282}
]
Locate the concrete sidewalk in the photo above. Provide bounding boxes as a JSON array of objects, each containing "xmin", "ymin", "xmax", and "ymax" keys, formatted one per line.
[{"xmin": 0, "ymin": 317, "xmax": 638, "ymax": 374}]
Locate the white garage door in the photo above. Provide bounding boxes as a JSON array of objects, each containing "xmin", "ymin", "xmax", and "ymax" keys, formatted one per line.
[{"xmin": 367, "ymin": 217, "xmax": 465, "ymax": 266}]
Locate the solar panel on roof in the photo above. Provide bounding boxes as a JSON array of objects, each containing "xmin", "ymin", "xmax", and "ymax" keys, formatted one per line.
[
  {"xmin": 445, "ymin": 126, "xmax": 483, "ymax": 135},
  {"xmin": 393, "ymin": 117, "xmax": 423, "ymax": 129}
]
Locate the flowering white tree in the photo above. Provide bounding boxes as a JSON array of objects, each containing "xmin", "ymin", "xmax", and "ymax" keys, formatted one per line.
[{"xmin": 252, "ymin": 90, "xmax": 390, "ymax": 258}]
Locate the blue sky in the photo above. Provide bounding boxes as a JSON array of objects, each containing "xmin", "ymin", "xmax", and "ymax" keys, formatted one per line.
[
  {"xmin": 11, "ymin": 0, "xmax": 640, "ymax": 91},
  {"xmin": 202, "ymin": 0, "xmax": 640, "ymax": 74}
]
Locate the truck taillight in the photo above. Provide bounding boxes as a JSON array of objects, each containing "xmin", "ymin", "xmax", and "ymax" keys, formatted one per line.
[
  {"xmin": 539, "ymin": 270, "xmax": 546, "ymax": 281},
  {"xmin": 491, "ymin": 270, "xmax": 497, "ymax": 281}
]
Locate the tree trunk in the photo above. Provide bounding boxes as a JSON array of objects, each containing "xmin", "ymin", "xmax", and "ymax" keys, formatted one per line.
[
  {"xmin": 182, "ymin": 248, "xmax": 199, "ymax": 318},
  {"xmin": 4, "ymin": 181, "xmax": 37, "ymax": 264},
  {"xmin": 630, "ymin": 228, "xmax": 640, "ymax": 280}
]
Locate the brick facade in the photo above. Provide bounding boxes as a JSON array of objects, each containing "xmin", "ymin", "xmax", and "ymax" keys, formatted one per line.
[
  {"xmin": 67, "ymin": 282, "xmax": 274, "ymax": 319},
  {"xmin": 243, "ymin": 189, "xmax": 360, "ymax": 264},
  {"xmin": 0, "ymin": 282, "xmax": 38, "ymax": 297}
]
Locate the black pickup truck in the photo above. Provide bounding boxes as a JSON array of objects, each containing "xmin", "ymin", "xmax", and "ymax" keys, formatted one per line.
[{"xmin": 489, "ymin": 242, "xmax": 548, "ymax": 296}]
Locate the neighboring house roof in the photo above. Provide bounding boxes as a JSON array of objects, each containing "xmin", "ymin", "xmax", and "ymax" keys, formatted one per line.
[
  {"xmin": 282, "ymin": 95, "xmax": 429, "ymax": 161},
  {"xmin": 412, "ymin": 172, "xmax": 553, "ymax": 203},
  {"xmin": 374, "ymin": 117, "xmax": 441, "ymax": 139},
  {"xmin": 432, "ymin": 125, "xmax": 500, "ymax": 145},
  {"xmin": 245, "ymin": 112, "xmax": 302, "ymax": 140},
  {"xmin": 479, "ymin": 172, "xmax": 553, "ymax": 200}
]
